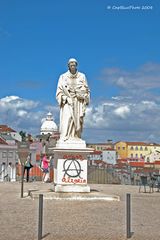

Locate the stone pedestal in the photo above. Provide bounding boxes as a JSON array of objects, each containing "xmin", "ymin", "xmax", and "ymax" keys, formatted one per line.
[
  {"xmin": 53, "ymin": 146, "xmax": 93, "ymax": 193},
  {"xmin": 56, "ymin": 138, "xmax": 86, "ymax": 149},
  {"xmin": 55, "ymin": 184, "xmax": 91, "ymax": 193}
]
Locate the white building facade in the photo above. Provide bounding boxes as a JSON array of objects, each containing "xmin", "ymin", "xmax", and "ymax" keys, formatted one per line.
[
  {"xmin": 0, "ymin": 144, "xmax": 36, "ymax": 182},
  {"xmin": 102, "ymin": 149, "xmax": 117, "ymax": 165}
]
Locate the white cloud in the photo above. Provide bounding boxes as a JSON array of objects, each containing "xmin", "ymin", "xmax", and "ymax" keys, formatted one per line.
[
  {"xmin": 114, "ymin": 105, "xmax": 130, "ymax": 119},
  {"xmin": 81, "ymin": 62, "xmax": 160, "ymax": 142},
  {"xmin": 101, "ymin": 62, "xmax": 160, "ymax": 99},
  {"xmin": 17, "ymin": 110, "xmax": 28, "ymax": 117},
  {"xmin": 117, "ymin": 77, "xmax": 127, "ymax": 87},
  {"xmin": 141, "ymin": 101, "xmax": 157, "ymax": 109},
  {"xmin": 0, "ymin": 95, "xmax": 39, "ymax": 111},
  {"xmin": 85, "ymin": 105, "xmax": 109, "ymax": 128},
  {"xmin": 83, "ymin": 95, "xmax": 160, "ymax": 143},
  {"xmin": 0, "ymin": 95, "xmax": 58, "ymax": 135},
  {"xmin": 1, "ymin": 96, "xmax": 20, "ymax": 102},
  {"xmin": 1, "ymin": 82, "xmax": 160, "ymax": 143}
]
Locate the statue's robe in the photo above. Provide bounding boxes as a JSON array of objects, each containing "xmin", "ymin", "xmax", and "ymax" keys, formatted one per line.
[{"xmin": 56, "ymin": 71, "xmax": 90, "ymax": 141}]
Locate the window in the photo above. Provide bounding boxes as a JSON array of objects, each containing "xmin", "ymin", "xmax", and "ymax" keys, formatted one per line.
[
  {"xmin": 2, "ymin": 152, "xmax": 7, "ymax": 158},
  {"xmin": 123, "ymin": 147, "xmax": 125, "ymax": 150},
  {"xmin": 2, "ymin": 151, "xmax": 13, "ymax": 158},
  {"xmin": 135, "ymin": 146, "xmax": 138, "ymax": 150},
  {"xmin": 135, "ymin": 153, "xmax": 138, "ymax": 158},
  {"xmin": 130, "ymin": 146, "xmax": 134, "ymax": 150},
  {"xmin": 145, "ymin": 147, "xmax": 148, "ymax": 151},
  {"xmin": 140, "ymin": 147, "xmax": 143, "ymax": 151},
  {"xmin": 8, "ymin": 152, "xmax": 13, "ymax": 158},
  {"xmin": 118, "ymin": 147, "xmax": 120, "ymax": 150},
  {"xmin": 131, "ymin": 154, "xmax": 133, "ymax": 158},
  {"xmin": 140, "ymin": 154, "xmax": 143, "ymax": 158}
]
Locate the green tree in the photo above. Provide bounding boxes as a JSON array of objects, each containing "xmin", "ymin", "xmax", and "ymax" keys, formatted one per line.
[{"xmin": 19, "ymin": 131, "xmax": 26, "ymax": 142}]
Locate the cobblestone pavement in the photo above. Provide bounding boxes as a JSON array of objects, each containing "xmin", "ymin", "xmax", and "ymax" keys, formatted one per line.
[{"xmin": 0, "ymin": 182, "xmax": 160, "ymax": 240}]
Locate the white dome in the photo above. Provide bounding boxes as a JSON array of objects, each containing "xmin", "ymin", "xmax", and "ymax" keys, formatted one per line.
[{"xmin": 40, "ymin": 112, "xmax": 58, "ymax": 135}]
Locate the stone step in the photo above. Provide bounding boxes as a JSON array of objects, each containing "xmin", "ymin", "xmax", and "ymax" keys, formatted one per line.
[{"xmin": 28, "ymin": 188, "xmax": 120, "ymax": 201}]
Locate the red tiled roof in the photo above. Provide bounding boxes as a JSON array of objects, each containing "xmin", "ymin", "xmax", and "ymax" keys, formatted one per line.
[
  {"xmin": 145, "ymin": 162, "xmax": 155, "ymax": 165},
  {"xmin": 94, "ymin": 160, "xmax": 103, "ymax": 164},
  {"xmin": 115, "ymin": 163, "xmax": 128, "ymax": 168},
  {"xmin": 134, "ymin": 168, "xmax": 159, "ymax": 173},
  {"xmin": 90, "ymin": 151, "xmax": 102, "ymax": 154},
  {"xmin": 126, "ymin": 142, "xmax": 148, "ymax": 146},
  {"xmin": 129, "ymin": 162, "xmax": 145, "ymax": 167},
  {"xmin": 116, "ymin": 141, "xmax": 160, "ymax": 147},
  {"xmin": 0, "ymin": 125, "xmax": 16, "ymax": 133},
  {"xmin": 0, "ymin": 137, "xmax": 8, "ymax": 145},
  {"xmin": 155, "ymin": 161, "xmax": 160, "ymax": 164},
  {"xmin": 117, "ymin": 159, "xmax": 128, "ymax": 162},
  {"xmin": 94, "ymin": 160, "xmax": 107, "ymax": 165}
]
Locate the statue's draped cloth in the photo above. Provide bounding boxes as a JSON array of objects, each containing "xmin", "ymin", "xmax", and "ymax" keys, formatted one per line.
[{"xmin": 56, "ymin": 71, "xmax": 90, "ymax": 141}]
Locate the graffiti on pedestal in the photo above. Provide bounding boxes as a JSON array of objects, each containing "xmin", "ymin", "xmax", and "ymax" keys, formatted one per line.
[
  {"xmin": 57, "ymin": 157, "xmax": 87, "ymax": 184},
  {"xmin": 63, "ymin": 159, "xmax": 83, "ymax": 178}
]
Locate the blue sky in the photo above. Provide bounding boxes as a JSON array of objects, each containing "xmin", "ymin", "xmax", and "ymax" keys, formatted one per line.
[{"xmin": 0, "ymin": 0, "xmax": 160, "ymax": 142}]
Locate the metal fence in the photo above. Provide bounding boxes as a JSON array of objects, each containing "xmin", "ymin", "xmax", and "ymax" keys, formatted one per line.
[{"xmin": 87, "ymin": 166, "xmax": 121, "ymax": 184}]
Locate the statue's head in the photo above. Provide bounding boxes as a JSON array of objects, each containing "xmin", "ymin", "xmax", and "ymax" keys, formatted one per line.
[{"xmin": 68, "ymin": 58, "xmax": 78, "ymax": 75}]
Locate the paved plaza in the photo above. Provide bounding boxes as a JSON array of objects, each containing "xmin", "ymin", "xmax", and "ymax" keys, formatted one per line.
[{"xmin": 0, "ymin": 182, "xmax": 160, "ymax": 240}]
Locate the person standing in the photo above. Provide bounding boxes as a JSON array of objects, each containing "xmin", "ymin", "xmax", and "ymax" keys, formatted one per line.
[
  {"xmin": 24, "ymin": 154, "xmax": 33, "ymax": 182},
  {"xmin": 42, "ymin": 154, "xmax": 50, "ymax": 183}
]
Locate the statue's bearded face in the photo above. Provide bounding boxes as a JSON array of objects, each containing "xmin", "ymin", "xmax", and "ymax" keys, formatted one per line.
[{"xmin": 68, "ymin": 62, "xmax": 77, "ymax": 74}]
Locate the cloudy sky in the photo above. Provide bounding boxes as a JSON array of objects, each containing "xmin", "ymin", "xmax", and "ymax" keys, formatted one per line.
[{"xmin": 0, "ymin": 0, "xmax": 160, "ymax": 143}]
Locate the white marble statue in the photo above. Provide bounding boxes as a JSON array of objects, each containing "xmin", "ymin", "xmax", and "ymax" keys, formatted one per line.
[{"xmin": 56, "ymin": 58, "xmax": 90, "ymax": 142}]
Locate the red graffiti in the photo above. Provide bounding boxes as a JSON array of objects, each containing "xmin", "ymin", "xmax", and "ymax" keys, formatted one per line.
[
  {"xmin": 62, "ymin": 177, "xmax": 86, "ymax": 184},
  {"xmin": 63, "ymin": 154, "xmax": 84, "ymax": 160}
]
